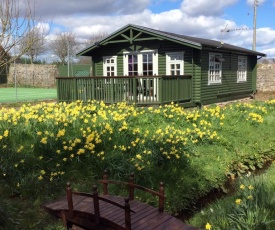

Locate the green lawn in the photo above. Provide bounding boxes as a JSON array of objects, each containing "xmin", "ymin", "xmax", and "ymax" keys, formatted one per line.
[{"xmin": 0, "ymin": 88, "xmax": 57, "ymax": 103}]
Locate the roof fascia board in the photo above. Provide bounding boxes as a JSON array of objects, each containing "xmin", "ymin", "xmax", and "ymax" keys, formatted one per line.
[
  {"xmin": 203, "ymin": 46, "xmax": 266, "ymax": 57},
  {"xmin": 76, "ymin": 24, "xmax": 132, "ymax": 56},
  {"xmin": 132, "ymin": 25, "xmax": 201, "ymax": 49},
  {"xmin": 77, "ymin": 24, "xmax": 202, "ymax": 56}
]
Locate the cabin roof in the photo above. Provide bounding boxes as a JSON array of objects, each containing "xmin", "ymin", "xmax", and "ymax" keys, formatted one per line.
[{"xmin": 77, "ymin": 24, "xmax": 266, "ymax": 57}]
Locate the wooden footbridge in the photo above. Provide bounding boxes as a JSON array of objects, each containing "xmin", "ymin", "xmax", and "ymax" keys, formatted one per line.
[{"xmin": 44, "ymin": 172, "xmax": 198, "ymax": 230}]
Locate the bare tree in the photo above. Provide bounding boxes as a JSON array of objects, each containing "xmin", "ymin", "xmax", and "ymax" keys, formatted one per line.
[
  {"xmin": 49, "ymin": 32, "xmax": 78, "ymax": 65},
  {"xmin": 0, "ymin": 0, "xmax": 40, "ymax": 68},
  {"xmin": 88, "ymin": 31, "xmax": 108, "ymax": 45},
  {"xmin": 77, "ymin": 32, "xmax": 108, "ymax": 64},
  {"xmin": 18, "ymin": 27, "xmax": 47, "ymax": 63}
]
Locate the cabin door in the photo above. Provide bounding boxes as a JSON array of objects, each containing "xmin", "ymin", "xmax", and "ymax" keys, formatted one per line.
[{"xmin": 124, "ymin": 51, "xmax": 158, "ymax": 96}]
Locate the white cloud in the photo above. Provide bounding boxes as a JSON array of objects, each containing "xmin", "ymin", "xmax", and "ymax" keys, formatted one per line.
[
  {"xmin": 54, "ymin": 8, "xmax": 234, "ymax": 40},
  {"xmin": 246, "ymin": 0, "xmax": 266, "ymax": 6},
  {"xmin": 47, "ymin": 7, "xmax": 275, "ymax": 57},
  {"xmin": 16, "ymin": 0, "xmax": 275, "ymax": 57},
  {"xmin": 33, "ymin": 0, "xmax": 151, "ymax": 17},
  {"xmin": 256, "ymin": 27, "xmax": 275, "ymax": 46},
  {"xmin": 261, "ymin": 48, "xmax": 275, "ymax": 57},
  {"xmin": 35, "ymin": 22, "xmax": 51, "ymax": 35},
  {"xmin": 181, "ymin": 0, "xmax": 238, "ymax": 16}
]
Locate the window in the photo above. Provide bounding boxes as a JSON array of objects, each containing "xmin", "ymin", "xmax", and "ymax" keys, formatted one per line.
[
  {"xmin": 128, "ymin": 54, "xmax": 138, "ymax": 76},
  {"xmin": 123, "ymin": 50, "xmax": 158, "ymax": 96},
  {"xmin": 209, "ymin": 53, "xmax": 223, "ymax": 85},
  {"xmin": 103, "ymin": 56, "xmax": 117, "ymax": 77},
  {"xmin": 166, "ymin": 52, "xmax": 184, "ymax": 75},
  {"xmin": 142, "ymin": 53, "xmax": 153, "ymax": 76},
  {"xmin": 123, "ymin": 50, "xmax": 158, "ymax": 76},
  {"xmin": 237, "ymin": 56, "xmax": 247, "ymax": 82}
]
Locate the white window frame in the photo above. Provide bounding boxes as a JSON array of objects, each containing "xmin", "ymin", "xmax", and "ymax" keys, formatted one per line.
[
  {"xmin": 123, "ymin": 50, "xmax": 158, "ymax": 76},
  {"xmin": 237, "ymin": 56, "xmax": 247, "ymax": 83},
  {"xmin": 103, "ymin": 56, "xmax": 117, "ymax": 77},
  {"xmin": 166, "ymin": 52, "xmax": 184, "ymax": 75},
  {"xmin": 208, "ymin": 53, "xmax": 223, "ymax": 85},
  {"xmin": 123, "ymin": 50, "xmax": 159, "ymax": 98}
]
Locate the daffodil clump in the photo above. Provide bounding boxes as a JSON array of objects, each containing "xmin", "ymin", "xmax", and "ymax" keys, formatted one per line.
[
  {"xmin": 0, "ymin": 99, "xmax": 275, "ymax": 213},
  {"xmin": 0, "ymin": 101, "xmax": 223, "ymax": 193},
  {"xmin": 227, "ymin": 102, "xmax": 267, "ymax": 125},
  {"xmin": 189, "ymin": 168, "xmax": 275, "ymax": 230}
]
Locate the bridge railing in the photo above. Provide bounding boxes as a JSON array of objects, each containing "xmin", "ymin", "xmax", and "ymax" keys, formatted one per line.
[{"xmin": 98, "ymin": 170, "xmax": 165, "ymax": 212}]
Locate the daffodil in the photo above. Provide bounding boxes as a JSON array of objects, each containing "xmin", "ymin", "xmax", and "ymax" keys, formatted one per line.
[
  {"xmin": 248, "ymin": 185, "xmax": 254, "ymax": 190},
  {"xmin": 240, "ymin": 184, "xmax": 245, "ymax": 190},
  {"xmin": 205, "ymin": 222, "xmax": 211, "ymax": 230},
  {"xmin": 235, "ymin": 199, "xmax": 242, "ymax": 205}
]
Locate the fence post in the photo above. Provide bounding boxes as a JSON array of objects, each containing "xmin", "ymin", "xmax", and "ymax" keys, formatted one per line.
[
  {"xmin": 124, "ymin": 198, "xmax": 132, "ymax": 230},
  {"xmin": 92, "ymin": 185, "xmax": 100, "ymax": 224},
  {"xmin": 159, "ymin": 77, "xmax": 163, "ymax": 105},
  {"xmin": 129, "ymin": 172, "xmax": 134, "ymax": 200},
  {"xmin": 158, "ymin": 182, "xmax": 165, "ymax": 212},
  {"xmin": 66, "ymin": 182, "xmax": 74, "ymax": 218},
  {"xmin": 103, "ymin": 170, "xmax": 108, "ymax": 195},
  {"xmin": 74, "ymin": 78, "xmax": 77, "ymax": 100},
  {"xmin": 133, "ymin": 78, "xmax": 137, "ymax": 104},
  {"xmin": 111, "ymin": 78, "xmax": 114, "ymax": 103}
]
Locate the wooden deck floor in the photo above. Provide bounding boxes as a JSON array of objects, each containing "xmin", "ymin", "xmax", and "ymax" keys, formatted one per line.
[{"xmin": 44, "ymin": 194, "xmax": 197, "ymax": 230}]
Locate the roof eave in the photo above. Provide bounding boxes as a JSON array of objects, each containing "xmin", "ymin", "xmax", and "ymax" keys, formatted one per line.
[
  {"xmin": 203, "ymin": 44, "xmax": 266, "ymax": 57},
  {"xmin": 76, "ymin": 24, "xmax": 202, "ymax": 56}
]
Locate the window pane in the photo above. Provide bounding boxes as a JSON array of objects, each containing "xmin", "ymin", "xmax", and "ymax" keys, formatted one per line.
[
  {"xmin": 143, "ymin": 64, "xmax": 148, "ymax": 71},
  {"xmin": 148, "ymin": 54, "xmax": 152, "ymax": 62},
  {"xmin": 128, "ymin": 56, "xmax": 133, "ymax": 64},
  {"xmin": 143, "ymin": 54, "xmax": 148, "ymax": 62},
  {"xmin": 133, "ymin": 64, "xmax": 138, "ymax": 71}
]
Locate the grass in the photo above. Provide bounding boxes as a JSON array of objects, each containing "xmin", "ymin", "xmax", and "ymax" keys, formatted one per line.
[
  {"xmin": 188, "ymin": 162, "xmax": 275, "ymax": 229},
  {"xmin": 0, "ymin": 99, "xmax": 275, "ymax": 229},
  {"xmin": 0, "ymin": 87, "xmax": 57, "ymax": 103}
]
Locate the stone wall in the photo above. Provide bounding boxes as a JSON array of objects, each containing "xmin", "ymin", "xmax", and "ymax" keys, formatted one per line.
[
  {"xmin": 257, "ymin": 64, "xmax": 275, "ymax": 92},
  {"xmin": 6, "ymin": 63, "xmax": 275, "ymax": 92},
  {"xmin": 8, "ymin": 64, "xmax": 58, "ymax": 88}
]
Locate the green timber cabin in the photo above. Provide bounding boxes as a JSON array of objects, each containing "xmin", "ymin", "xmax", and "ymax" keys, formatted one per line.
[{"xmin": 57, "ymin": 24, "xmax": 266, "ymax": 107}]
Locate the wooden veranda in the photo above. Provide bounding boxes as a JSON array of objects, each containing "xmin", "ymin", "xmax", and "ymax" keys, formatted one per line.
[
  {"xmin": 44, "ymin": 172, "xmax": 198, "ymax": 230},
  {"xmin": 56, "ymin": 75, "xmax": 193, "ymax": 106}
]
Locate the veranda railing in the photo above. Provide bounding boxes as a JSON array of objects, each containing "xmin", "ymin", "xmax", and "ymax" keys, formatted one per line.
[{"xmin": 56, "ymin": 75, "xmax": 192, "ymax": 105}]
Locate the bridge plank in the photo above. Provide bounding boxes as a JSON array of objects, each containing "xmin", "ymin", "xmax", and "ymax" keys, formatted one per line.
[
  {"xmin": 45, "ymin": 176, "xmax": 198, "ymax": 230},
  {"xmin": 44, "ymin": 194, "xmax": 197, "ymax": 229}
]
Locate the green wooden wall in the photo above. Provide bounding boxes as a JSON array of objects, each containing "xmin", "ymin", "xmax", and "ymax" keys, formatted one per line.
[
  {"xmin": 89, "ymin": 41, "xmax": 257, "ymax": 106},
  {"xmin": 91, "ymin": 40, "xmax": 199, "ymax": 106},
  {"xmin": 200, "ymin": 50, "xmax": 256, "ymax": 105}
]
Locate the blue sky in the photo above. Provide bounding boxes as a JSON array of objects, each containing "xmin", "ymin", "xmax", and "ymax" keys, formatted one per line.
[
  {"xmin": 29, "ymin": 0, "xmax": 275, "ymax": 58},
  {"xmin": 149, "ymin": 0, "xmax": 274, "ymax": 30}
]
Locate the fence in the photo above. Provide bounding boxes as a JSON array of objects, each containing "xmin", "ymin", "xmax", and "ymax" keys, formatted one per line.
[{"xmin": 56, "ymin": 75, "xmax": 193, "ymax": 106}]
